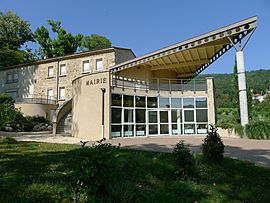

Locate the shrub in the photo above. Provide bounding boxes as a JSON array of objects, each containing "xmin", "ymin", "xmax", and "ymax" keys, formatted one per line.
[
  {"xmin": 202, "ymin": 125, "xmax": 225, "ymax": 164},
  {"xmin": 0, "ymin": 104, "xmax": 25, "ymax": 130},
  {"xmin": 74, "ymin": 143, "xmax": 119, "ymax": 196},
  {"xmin": 25, "ymin": 116, "xmax": 50, "ymax": 124},
  {"xmin": 1, "ymin": 137, "xmax": 18, "ymax": 144},
  {"xmin": 173, "ymin": 140, "xmax": 194, "ymax": 179},
  {"xmin": 246, "ymin": 121, "xmax": 270, "ymax": 139},
  {"xmin": 0, "ymin": 93, "xmax": 14, "ymax": 106}
]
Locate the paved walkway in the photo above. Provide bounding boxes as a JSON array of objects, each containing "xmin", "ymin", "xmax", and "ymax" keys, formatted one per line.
[{"xmin": 1, "ymin": 131, "xmax": 270, "ymax": 168}]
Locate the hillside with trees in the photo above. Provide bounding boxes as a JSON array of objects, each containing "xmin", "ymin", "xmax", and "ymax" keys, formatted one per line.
[{"xmin": 197, "ymin": 69, "xmax": 270, "ymax": 108}]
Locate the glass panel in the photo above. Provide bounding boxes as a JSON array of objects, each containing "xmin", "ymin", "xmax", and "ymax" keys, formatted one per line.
[
  {"xmin": 172, "ymin": 124, "xmax": 182, "ymax": 135},
  {"xmin": 136, "ymin": 125, "xmax": 146, "ymax": 136},
  {"xmin": 184, "ymin": 124, "xmax": 195, "ymax": 134},
  {"xmin": 196, "ymin": 97, "xmax": 207, "ymax": 108},
  {"xmin": 197, "ymin": 124, "xmax": 208, "ymax": 134},
  {"xmin": 184, "ymin": 110, "xmax": 194, "ymax": 122},
  {"xmin": 147, "ymin": 97, "xmax": 157, "ymax": 108},
  {"xmin": 183, "ymin": 98, "xmax": 194, "ymax": 108},
  {"xmin": 171, "ymin": 98, "xmax": 182, "ymax": 108},
  {"xmin": 160, "ymin": 111, "xmax": 168, "ymax": 123},
  {"xmin": 124, "ymin": 109, "xmax": 133, "ymax": 123},
  {"xmin": 159, "ymin": 97, "xmax": 170, "ymax": 108},
  {"xmin": 96, "ymin": 58, "xmax": 103, "ymax": 71},
  {"xmin": 136, "ymin": 109, "xmax": 145, "ymax": 123},
  {"xmin": 124, "ymin": 125, "xmax": 134, "ymax": 137},
  {"xmin": 124, "ymin": 95, "xmax": 134, "ymax": 107},
  {"xmin": 196, "ymin": 109, "xmax": 208, "ymax": 122},
  {"xmin": 13, "ymin": 72, "xmax": 19, "ymax": 80},
  {"xmin": 171, "ymin": 109, "xmax": 182, "ymax": 123},
  {"xmin": 135, "ymin": 96, "xmax": 145, "ymax": 107},
  {"xmin": 149, "ymin": 124, "xmax": 158, "ymax": 135},
  {"xmin": 112, "ymin": 108, "xmax": 121, "ymax": 123},
  {"xmin": 83, "ymin": 61, "xmax": 90, "ymax": 72},
  {"xmin": 111, "ymin": 94, "xmax": 122, "ymax": 106},
  {"xmin": 160, "ymin": 124, "xmax": 169, "ymax": 134},
  {"xmin": 148, "ymin": 111, "xmax": 157, "ymax": 123},
  {"xmin": 111, "ymin": 125, "xmax": 122, "ymax": 138}
]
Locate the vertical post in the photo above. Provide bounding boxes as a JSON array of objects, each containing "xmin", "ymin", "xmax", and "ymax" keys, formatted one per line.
[
  {"xmin": 101, "ymin": 88, "xmax": 106, "ymax": 139},
  {"xmin": 236, "ymin": 51, "xmax": 249, "ymax": 127}
]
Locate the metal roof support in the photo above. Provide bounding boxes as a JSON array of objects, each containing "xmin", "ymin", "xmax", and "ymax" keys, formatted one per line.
[{"xmin": 227, "ymin": 29, "xmax": 256, "ymax": 129}]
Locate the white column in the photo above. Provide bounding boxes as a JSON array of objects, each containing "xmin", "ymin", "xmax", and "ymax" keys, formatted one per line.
[{"xmin": 236, "ymin": 51, "xmax": 249, "ymax": 126}]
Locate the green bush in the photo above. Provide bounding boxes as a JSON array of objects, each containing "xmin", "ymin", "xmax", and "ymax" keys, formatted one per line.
[
  {"xmin": 25, "ymin": 116, "xmax": 50, "ymax": 124},
  {"xmin": 1, "ymin": 137, "xmax": 18, "ymax": 144},
  {"xmin": 173, "ymin": 140, "xmax": 194, "ymax": 179},
  {"xmin": 75, "ymin": 143, "xmax": 119, "ymax": 196},
  {"xmin": 0, "ymin": 104, "xmax": 25, "ymax": 130},
  {"xmin": 246, "ymin": 121, "xmax": 270, "ymax": 139},
  {"xmin": 0, "ymin": 93, "xmax": 14, "ymax": 106},
  {"xmin": 202, "ymin": 125, "xmax": 225, "ymax": 164}
]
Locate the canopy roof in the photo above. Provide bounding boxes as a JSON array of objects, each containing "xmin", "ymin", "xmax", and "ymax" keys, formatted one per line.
[{"xmin": 110, "ymin": 16, "xmax": 257, "ymax": 78}]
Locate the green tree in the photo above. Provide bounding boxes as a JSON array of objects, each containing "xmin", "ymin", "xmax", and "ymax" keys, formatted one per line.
[
  {"xmin": 233, "ymin": 59, "xmax": 239, "ymax": 110},
  {"xmin": 35, "ymin": 20, "xmax": 83, "ymax": 58},
  {"xmin": 0, "ymin": 11, "xmax": 35, "ymax": 50},
  {"xmin": 80, "ymin": 34, "xmax": 112, "ymax": 51},
  {"xmin": 0, "ymin": 11, "xmax": 35, "ymax": 67}
]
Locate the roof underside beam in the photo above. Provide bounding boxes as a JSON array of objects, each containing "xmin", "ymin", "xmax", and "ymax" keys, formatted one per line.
[{"xmin": 149, "ymin": 59, "xmax": 209, "ymax": 70}]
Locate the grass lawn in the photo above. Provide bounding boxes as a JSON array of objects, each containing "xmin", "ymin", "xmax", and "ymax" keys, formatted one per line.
[{"xmin": 0, "ymin": 139, "xmax": 270, "ymax": 203}]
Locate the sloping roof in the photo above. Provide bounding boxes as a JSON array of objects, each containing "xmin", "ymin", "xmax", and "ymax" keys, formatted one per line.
[{"xmin": 110, "ymin": 16, "xmax": 257, "ymax": 78}]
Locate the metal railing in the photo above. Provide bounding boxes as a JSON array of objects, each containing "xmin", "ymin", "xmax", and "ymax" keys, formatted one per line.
[
  {"xmin": 111, "ymin": 76, "xmax": 207, "ymax": 92},
  {"xmin": 15, "ymin": 94, "xmax": 57, "ymax": 105}
]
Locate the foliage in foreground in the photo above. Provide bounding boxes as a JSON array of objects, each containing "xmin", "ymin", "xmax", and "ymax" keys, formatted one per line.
[
  {"xmin": 202, "ymin": 125, "xmax": 225, "ymax": 164},
  {"xmin": 173, "ymin": 140, "xmax": 194, "ymax": 179},
  {"xmin": 0, "ymin": 141, "xmax": 269, "ymax": 202}
]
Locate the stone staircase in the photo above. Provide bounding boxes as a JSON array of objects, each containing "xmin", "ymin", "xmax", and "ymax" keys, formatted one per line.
[{"xmin": 56, "ymin": 111, "xmax": 72, "ymax": 135}]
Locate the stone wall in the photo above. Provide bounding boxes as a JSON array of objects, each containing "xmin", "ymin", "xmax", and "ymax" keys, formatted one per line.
[{"xmin": 115, "ymin": 48, "xmax": 136, "ymax": 64}]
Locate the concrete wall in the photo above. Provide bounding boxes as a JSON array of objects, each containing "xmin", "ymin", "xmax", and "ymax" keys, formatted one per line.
[
  {"xmin": 206, "ymin": 77, "xmax": 216, "ymax": 125},
  {"xmin": 72, "ymin": 71, "xmax": 111, "ymax": 140},
  {"xmin": 15, "ymin": 103, "xmax": 57, "ymax": 120}
]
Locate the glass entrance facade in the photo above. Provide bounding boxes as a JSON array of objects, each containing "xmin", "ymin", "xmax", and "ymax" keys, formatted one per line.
[{"xmin": 111, "ymin": 94, "xmax": 208, "ymax": 138}]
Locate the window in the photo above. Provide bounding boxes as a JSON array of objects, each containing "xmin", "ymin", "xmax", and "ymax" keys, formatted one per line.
[
  {"xmin": 147, "ymin": 97, "xmax": 157, "ymax": 108},
  {"xmin": 6, "ymin": 72, "xmax": 19, "ymax": 83},
  {"xmin": 112, "ymin": 108, "xmax": 122, "ymax": 123},
  {"xmin": 171, "ymin": 98, "xmax": 182, "ymax": 108},
  {"xmin": 59, "ymin": 64, "xmax": 66, "ymax": 76},
  {"xmin": 96, "ymin": 58, "xmax": 103, "ymax": 71},
  {"xmin": 47, "ymin": 89, "xmax": 53, "ymax": 100},
  {"xmin": 183, "ymin": 98, "xmax": 194, "ymax": 108},
  {"xmin": 48, "ymin": 66, "xmax": 54, "ymax": 77},
  {"xmin": 159, "ymin": 97, "xmax": 170, "ymax": 108},
  {"xmin": 196, "ymin": 97, "xmax": 207, "ymax": 108},
  {"xmin": 124, "ymin": 95, "xmax": 134, "ymax": 107},
  {"xmin": 82, "ymin": 60, "xmax": 90, "ymax": 73},
  {"xmin": 59, "ymin": 87, "xmax": 65, "ymax": 100},
  {"xmin": 112, "ymin": 94, "xmax": 122, "ymax": 106}
]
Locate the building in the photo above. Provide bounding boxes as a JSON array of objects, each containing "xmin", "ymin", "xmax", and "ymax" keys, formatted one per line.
[{"xmin": 0, "ymin": 16, "xmax": 257, "ymax": 140}]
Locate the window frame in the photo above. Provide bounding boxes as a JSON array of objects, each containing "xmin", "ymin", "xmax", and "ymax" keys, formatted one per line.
[
  {"xmin": 59, "ymin": 87, "xmax": 65, "ymax": 100},
  {"xmin": 96, "ymin": 58, "xmax": 103, "ymax": 72},
  {"xmin": 59, "ymin": 64, "xmax": 67, "ymax": 76},
  {"xmin": 82, "ymin": 60, "xmax": 90, "ymax": 73},
  {"xmin": 47, "ymin": 66, "xmax": 54, "ymax": 78}
]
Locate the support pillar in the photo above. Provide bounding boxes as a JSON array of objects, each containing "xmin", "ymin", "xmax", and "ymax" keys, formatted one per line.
[{"xmin": 236, "ymin": 51, "xmax": 249, "ymax": 127}]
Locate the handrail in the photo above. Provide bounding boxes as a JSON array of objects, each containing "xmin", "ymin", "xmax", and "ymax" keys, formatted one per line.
[
  {"xmin": 111, "ymin": 75, "xmax": 207, "ymax": 92},
  {"xmin": 15, "ymin": 94, "xmax": 57, "ymax": 105}
]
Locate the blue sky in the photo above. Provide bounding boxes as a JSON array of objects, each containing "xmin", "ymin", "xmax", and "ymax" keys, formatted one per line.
[{"xmin": 1, "ymin": 0, "xmax": 270, "ymax": 74}]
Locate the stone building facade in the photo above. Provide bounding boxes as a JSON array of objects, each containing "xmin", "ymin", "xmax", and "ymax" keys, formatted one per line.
[{"xmin": 0, "ymin": 47, "xmax": 135, "ymax": 104}]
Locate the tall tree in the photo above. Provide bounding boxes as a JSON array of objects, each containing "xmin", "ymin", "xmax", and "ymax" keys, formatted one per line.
[
  {"xmin": 0, "ymin": 11, "xmax": 35, "ymax": 67},
  {"xmin": 0, "ymin": 11, "xmax": 35, "ymax": 50},
  {"xmin": 80, "ymin": 34, "xmax": 112, "ymax": 51},
  {"xmin": 35, "ymin": 20, "xmax": 83, "ymax": 58}
]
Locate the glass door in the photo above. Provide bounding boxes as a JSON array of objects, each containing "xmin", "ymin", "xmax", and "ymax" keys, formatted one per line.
[
  {"xmin": 159, "ymin": 110, "xmax": 169, "ymax": 135},
  {"xmin": 171, "ymin": 109, "xmax": 182, "ymax": 135},
  {"xmin": 148, "ymin": 110, "xmax": 158, "ymax": 135}
]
